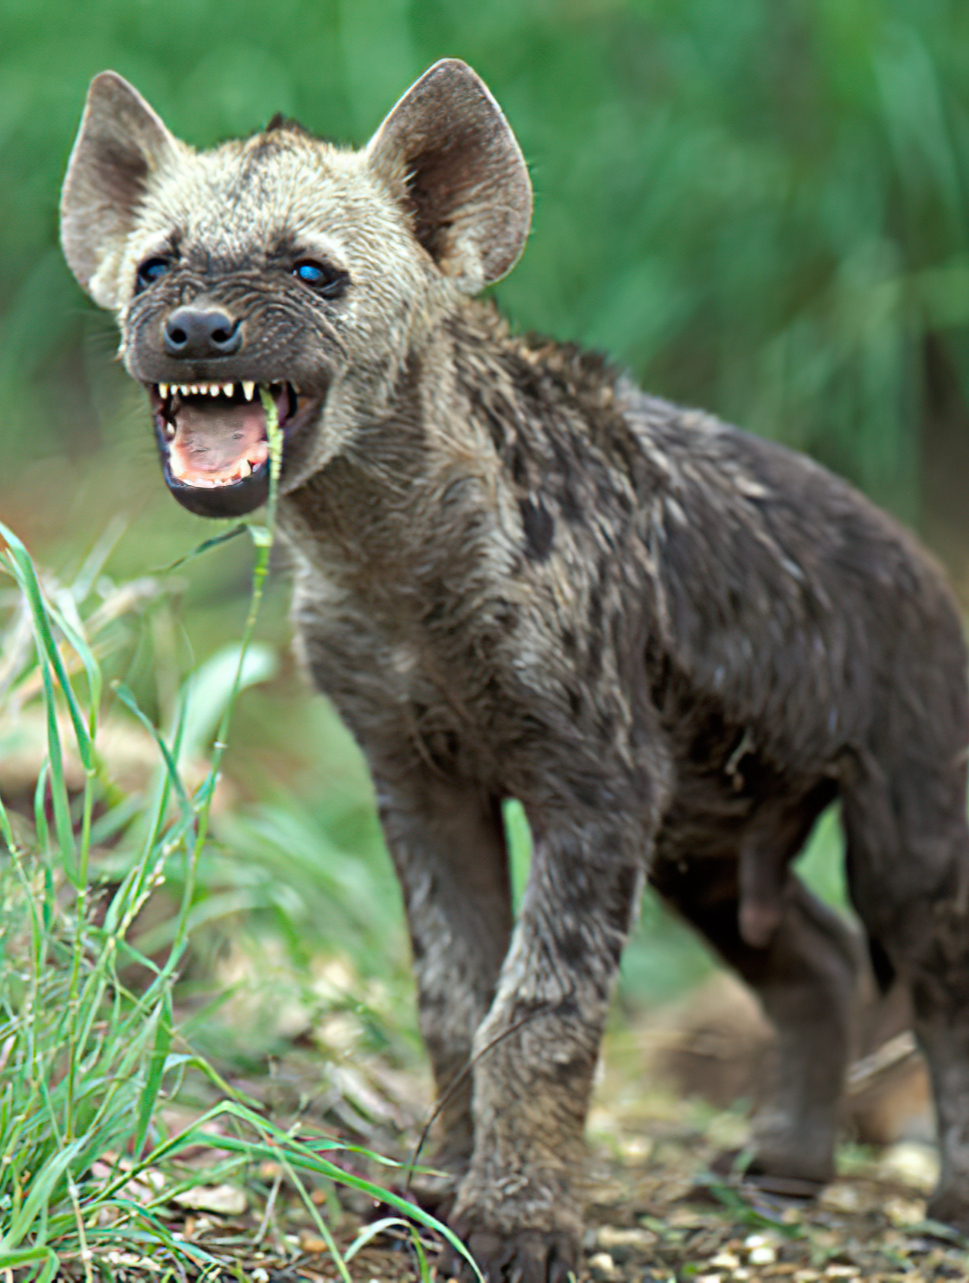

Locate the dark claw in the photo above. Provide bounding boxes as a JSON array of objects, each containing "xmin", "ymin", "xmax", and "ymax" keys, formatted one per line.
[{"xmin": 438, "ymin": 1228, "xmax": 579, "ymax": 1283}]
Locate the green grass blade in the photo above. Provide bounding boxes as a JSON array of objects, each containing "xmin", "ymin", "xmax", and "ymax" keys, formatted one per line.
[{"xmin": 132, "ymin": 988, "xmax": 173, "ymax": 1158}]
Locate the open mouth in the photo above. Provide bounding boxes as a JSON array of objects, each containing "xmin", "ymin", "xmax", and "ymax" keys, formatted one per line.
[{"xmin": 149, "ymin": 380, "xmax": 320, "ymax": 518}]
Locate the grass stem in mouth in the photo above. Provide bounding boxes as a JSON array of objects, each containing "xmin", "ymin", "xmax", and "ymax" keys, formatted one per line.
[
  {"xmin": 179, "ymin": 386, "xmax": 285, "ymax": 937},
  {"xmin": 260, "ymin": 384, "xmax": 284, "ymax": 518}
]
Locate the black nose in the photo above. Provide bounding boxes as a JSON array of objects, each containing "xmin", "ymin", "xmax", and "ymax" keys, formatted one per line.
[{"xmin": 163, "ymin": 307, "xmax": 242, "ymax": 358}]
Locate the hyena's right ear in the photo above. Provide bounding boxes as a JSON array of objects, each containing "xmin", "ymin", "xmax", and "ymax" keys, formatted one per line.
[
  {"xmin": 366, "ymin": 60, "xmax": 532, "ymax": 293},
  {"xmin": 60, "ymin": 72, "xmax": 177, "ymax": 310}
]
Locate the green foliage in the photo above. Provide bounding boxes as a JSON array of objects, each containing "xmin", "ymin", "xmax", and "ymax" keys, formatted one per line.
[{"xmin": 4, "ymin": 0, "xmax": 969, "ymax": 518}]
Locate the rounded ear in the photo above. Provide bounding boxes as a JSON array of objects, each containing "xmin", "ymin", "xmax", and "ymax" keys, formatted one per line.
[
  {"xmin": 60, "ymin": 72, "xmax": 176, "ymax": 309},
  {"xmin": 366, "ymin": 60, "xmax": 532, "ymax": 292}
]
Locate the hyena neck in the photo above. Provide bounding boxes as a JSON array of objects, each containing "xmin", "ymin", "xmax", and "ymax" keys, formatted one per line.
[{"xmin": 280, "ymin": 300, "xmax": 618, "ymax": 584}]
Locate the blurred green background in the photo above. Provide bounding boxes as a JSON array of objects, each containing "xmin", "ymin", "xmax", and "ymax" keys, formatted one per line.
[{"xmin": 2, "ymin": 0, "xmax": 969, "ymax": 1055}]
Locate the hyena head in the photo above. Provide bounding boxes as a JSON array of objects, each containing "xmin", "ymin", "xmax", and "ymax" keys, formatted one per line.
[{"xmin": 60, "ymin": 61, "xmax": 532, "ymax": 518}]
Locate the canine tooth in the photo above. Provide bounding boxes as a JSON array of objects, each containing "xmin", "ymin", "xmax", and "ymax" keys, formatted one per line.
[
  {"xmin": 239, "ymin": 459, "xmax": 252, "ymax": 477},
  {"xmin": 223, "ymin": 383, "xmax": 234, "ymax": 397},
  {"xmin": 159, "ymin": 383, "xmax": 169, "ymax": 398},
  {"xmin": 243, "ymin": 381, "xmax": 255, "ymax": 401}
]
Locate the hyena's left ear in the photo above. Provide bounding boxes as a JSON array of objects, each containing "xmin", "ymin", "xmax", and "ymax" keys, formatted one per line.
[
  {"xmin": 61, "ymin": 72, "xmax": 177, "ymax": 310},
  {"xmin": 366, "ymin": 60, "xmax": 532, "ymax": 292}
]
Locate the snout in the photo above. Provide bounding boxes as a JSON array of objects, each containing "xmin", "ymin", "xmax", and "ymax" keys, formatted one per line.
[
  {"xmin": 163, "ymin": 306, "xmax": 243, "ymax": 358},
  {"xmin": 132, "ymin": 298, "xmax": 332, "ymax": 518}
]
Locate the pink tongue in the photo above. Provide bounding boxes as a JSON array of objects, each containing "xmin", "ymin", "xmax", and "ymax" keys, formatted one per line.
[{"xmin": 170, "ymin": 402, "xmax": 267, "ymax": 477}]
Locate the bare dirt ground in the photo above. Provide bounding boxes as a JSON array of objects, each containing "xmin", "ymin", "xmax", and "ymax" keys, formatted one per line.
[{"xmin": 54, "ymin": 1005, "xmax": 969, "ymax": 1283}]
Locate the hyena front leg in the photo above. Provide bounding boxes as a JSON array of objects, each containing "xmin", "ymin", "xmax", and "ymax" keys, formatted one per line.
[
  {"xmin": 373, "ymin": 761, "xmax": 513, "ymax": 1169},
  {"xmin": 443, "ymin": 798, "xmax": 657, "ymax": 1283}
]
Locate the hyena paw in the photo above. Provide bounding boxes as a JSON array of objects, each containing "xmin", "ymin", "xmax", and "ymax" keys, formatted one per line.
[
  {"xmin": 439, "ymin": 1177, "xmax": 583, "ymax": 1283},
  {"xmin": 710, "ymin": 1146, "xmax": 832, "ymax": 1198},
  {"xmin": 927, "ymin": 1185, "xmax": 969, "ymax": 1236},
  {"xmin": 438, "ymin": 1226, "xmax": 579, "ymax": 1283}
]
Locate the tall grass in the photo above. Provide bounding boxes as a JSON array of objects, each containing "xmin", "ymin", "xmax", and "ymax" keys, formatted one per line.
[{"xmin": 0, "ymin": 401, "xmax": 471, "ymax": 1280}]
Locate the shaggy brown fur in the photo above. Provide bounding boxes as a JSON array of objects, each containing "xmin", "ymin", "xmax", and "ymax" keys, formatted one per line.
[{"xmin": 61, "ymin": 60, "xmax": 969, "ymax": 1283}]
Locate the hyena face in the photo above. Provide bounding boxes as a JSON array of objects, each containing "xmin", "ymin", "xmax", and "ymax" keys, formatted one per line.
[{"xmin": 60, "ymin": 62, "xmax": 532, "ymax": 517}]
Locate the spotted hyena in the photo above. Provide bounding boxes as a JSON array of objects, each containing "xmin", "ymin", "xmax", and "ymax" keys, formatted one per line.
[{"xmin": 61, "ymin": 60, "xmax": 969, "ymax": 1283}]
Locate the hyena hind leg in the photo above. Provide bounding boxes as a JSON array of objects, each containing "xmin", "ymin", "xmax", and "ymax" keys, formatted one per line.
[
  {"xmin": 842, "ymin": 758, "xmax": 969, "ymax": 1232},
  {"xmin": 653, "ymin": 854, "xmax": 864, "ymax": 1190}
]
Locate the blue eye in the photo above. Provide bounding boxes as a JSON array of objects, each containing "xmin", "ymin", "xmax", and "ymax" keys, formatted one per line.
[
  {"xmin": 292, "ymin": 259, "xmax": 349, "ymax": 298},
  {"xmin": 294, "ymin": 261, "xmax": 325, "ymax": 284},
  {"xmin": 136, "ymin": 256, "xmax": 171, "ymax": 292}
]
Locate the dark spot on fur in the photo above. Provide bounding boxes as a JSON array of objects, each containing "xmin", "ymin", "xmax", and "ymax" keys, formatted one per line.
[
  {"xmin": 567, "ymin": 688, "xmax": 582, "ymax": 718},
  {"xmin": 569, "ymin": 779, "xmax": 603, "ymax": 810},
  {"xmin": 588, "ymin": 584, "xmax": 603, "ymax": 635},
  {"xmin": 553, "ymin": 994, "xmax": 581, "ymax": 1020},
  {"xmin": 586, "ymin": 643, "xmax": 602, "ymax": 683},
  {"xmin": 611, "ymin": 609, "xmax": 627, "ymax": 656},
  {"xmin": 550, "ymin": 1053, "xmax": 593, "ymax": 1085},
  {"xmin": 423, "ymin": 582, "xmax": 450, "ymax": 625},
  {"xmin": 558, "ymin": 480, "xmax": 584, "ymax": 523},
  {"xmin": 519, "ymin": 497, "xmax": 555, "ymax": 562},
  {"xmin": 561, "ymin": 627, "xmax": 577, "ymax": 656},
  {"xmin": 495, "ymin": 601, "xmax": 520, "ymax": 632},
  {"xmin": 559, "ymin": 930, "xmax": 586, "ymax": 965},
  {"xmin": 606, "ymin": 864, "xmax": 640, "ymax": 934}
]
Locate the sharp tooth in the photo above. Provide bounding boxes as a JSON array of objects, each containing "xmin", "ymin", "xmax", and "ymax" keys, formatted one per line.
[
  {"xmin": 208, "ymin": 384, "xmax": 219, "ymax": 395},
  {"xmin": 189, "ymin": 385, "xmax": 199, "ymax": 395},
  {"xmin": 159, "ymin": 383, "xmax": 169, "ymax": 398},
  {"xmin": 239, "ymin": 459, "xmax": 252, "ymax": 477},
  {"xmin": 223, "ymin": 383, "xmax": 234, "ymax": 397},
  {"xmin": 243, "ymin": 381, "xmax": 255, "ymax": 401}
]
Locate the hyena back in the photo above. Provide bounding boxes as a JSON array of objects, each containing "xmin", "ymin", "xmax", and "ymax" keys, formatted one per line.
[{"xmin": 61, "ymin": 60, "xmax": 969, "ymax": 1283}]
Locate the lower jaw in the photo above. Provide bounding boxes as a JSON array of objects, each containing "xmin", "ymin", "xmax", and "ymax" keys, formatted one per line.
[{"xmin": 162, "ymin": 457, "xmax": 272, "ymax": 518}]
